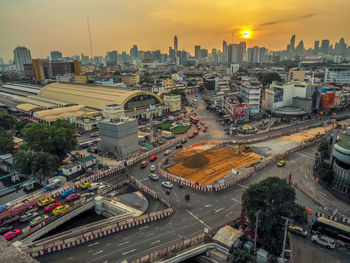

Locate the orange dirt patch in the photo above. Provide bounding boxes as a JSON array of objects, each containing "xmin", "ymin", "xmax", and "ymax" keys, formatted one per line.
[{"xmin": 167, "ymin": 147, "xmax": 262, "ymax": 185}]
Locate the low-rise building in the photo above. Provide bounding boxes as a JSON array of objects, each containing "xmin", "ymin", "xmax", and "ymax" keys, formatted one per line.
[
  {"xmin": 288, "ymin": 68, "xmax": 306, "ymax": 82},
  {"xmin": 325, "ymin": 64, "xmax": 350, "ymax": 84},
  {"xmin": 121, "ymin": 73, "xmax": 140, "ymax": 86},
  {"xmin": 164, "ymin": 94, "xmax": 181, "ymax": 112},
  {"xmin": 240, "ymin": 80, "xmax": 262, "ymax": 114}
]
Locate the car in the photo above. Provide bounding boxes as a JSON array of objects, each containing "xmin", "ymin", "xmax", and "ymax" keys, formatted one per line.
[
  {"xmin": 90, "ymin": 133, "xmax": 99, "ymax": 138},
  {"xmin": 164, "ymin": 150, "xmax": 172, "ymax": 156},
  {"xmin": 3, "ymin": 229, "xmax": 21, "ymax": 241},
  {"xmin": 181, "ymin": 138, "xmax": 187, "ymax": 144},
  {"xmin": 150, "ymin": 156, "xmax": 157, "ymax": 162},
  {"xmin": 197, "ymin": 126, "xmax": 201, "ymax": 130},
  {"xmin": 141, "ymin": 160, "xmax": 148, "ymax": 168},
  {"xmin": 311, "ymin": 235, "xmax": 336, "ymax": 249},
  {"xmin": 81, "ymin": 182, "xmax": 91, "ymax": 189},
  {"xmin": 189, "ymin": 134, "xmax": 195, "ymax": 139},
  {"xmin": 0, "ymin": 225, "xmax": 13, "ymax": 235},
  {"xmin": 88, "ymin": 182, "xmax": 104, "ymax": 191},
  {"xmin": 138, "ymin": 121, "xmax": 145, "ymax": 125},
  {"xmin": 277, "ymin": 160, "xmax": 286, "ymax": 167},
  {"xmin": 38, "ymin": 198, "xmax": 55, "ymax": 207},
  {"xmin": 20, "ymin": 212, "xmax": 39, "ymax": 223},
  {"xmin": 2, "ymin": 215, "xmax": 20, "ymax": 225},
  {"xmin": 61, "ymin": 189, "xmax": 76, "ymax": 198},
  {"xmin": 150, "ymin": 165, "xmax": 156, "ymax": 172},
  {"xmin": 203, "ymin": 129, "xmax": 207, "ymax": 132},
  {"xmin": 149, "ymin": 174, "xmax": 159, "ymax": 181},
  {"xmin": 44, "ymin": 202, "xmax": 62, "ymax": 212},
  {"xmin": 200, "ymin": 121, "xmax": 205, "ymax": 125},
  {"xmin": 73, "ymin": 133, "xmax": 82, "ymax": 137},
  {"xmin": 289, "ymin": 225, "xmax": 308, "ymax": 238},
  {"xmin": 162, "ymin": 181, "xmax": 173, "ymax": 189},
  {"xmin": 52, "ymin": 205, "xmax": 70, "ymax": 215},
  {"xmin": 176, "ymin": 144, "xmax": 183, "ymax": 149},
  {"xmin": 66, "ymin": 193, "xmax": 81, "ymax": 202},
  {"xmin": 30, "ymin": 215, "xmax": 49, "ymax": 227}
]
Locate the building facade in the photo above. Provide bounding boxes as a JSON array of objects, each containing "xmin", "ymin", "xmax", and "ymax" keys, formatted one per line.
[
  {"xmin": 240, "ymin": 81, "xmax": 262, "ymax": 114},
  {"xmin": 324, "ymin": 65, "xmax": 350, "ymax": 84},
  {"xmin": 14, "ymin": 46, "xmax": 32, "ymax": 72},
  {"xmin": 164, "ymin": 94, "xmax": 181, "ymax": 112}
]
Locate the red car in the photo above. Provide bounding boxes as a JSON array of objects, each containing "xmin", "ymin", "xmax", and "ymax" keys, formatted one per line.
[
  {"xmin": 73, "ymin": 133, "xmax": 82, "ymax": 137},
  {"xmin": 3, "ymin": 229, "xmax": 21, "ymax": 241},
  {"xmin": 66, "ymin": 193, "xmax": 81, "ymax": 202},
  {"xmin": 203, "ymin": 129, "xmax": 207, "ymax": 132},
  {"xmin": 189, "ymin": 134, "xmax": 195, "ymax": 139},
  {"xmin": 149, "ymin": 156, "xmax": 157, "ymax": 162},
  {"xmin": 138, "ymin": 121, "xmax": 145, "ymax": 125},
  {"xmin": 44, "ymin": 202, "xmax": 62, "ymax": 212}
]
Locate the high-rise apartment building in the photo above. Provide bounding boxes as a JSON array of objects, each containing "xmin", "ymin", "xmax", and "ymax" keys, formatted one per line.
[
  {"xmin": 130, "ymin": 45, "xmax": 138, "ymax": 60},
  {"xmin": 321, "ymin": 40, "xmax": 330, "ymax": 54},
  {"xmin": 194, "ymin": 45, "xmax": 201, "ymax": 59},
  {"xmin": 223, "ymin": 41, "xmax": 228, "ymax": 62},
  {"xmin": 13, "ymin": 46, "xmax": 32, "ymax": 72},
  {"xmin": 50, "ymin": 51, "xmax": 62, "ymax": 61},
  {"xmin": 174, "ymin": 35, "xmax": 178, "ymax": 51},
  {"xmin": 106, "ymin": 51, "xmax": 118, "ymax": 66},
  {"xmin": 314, "ymin": 41, "xmax": 320, "ymax": 55},
  {"xmin": 227, "ymin": 43, "xmax": 244, "ymax": 63}
]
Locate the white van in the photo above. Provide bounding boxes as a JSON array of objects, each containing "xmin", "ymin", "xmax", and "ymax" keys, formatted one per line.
[{"xmin": 88, "ymin": 182, "xmax": 104, "ymax": 191}]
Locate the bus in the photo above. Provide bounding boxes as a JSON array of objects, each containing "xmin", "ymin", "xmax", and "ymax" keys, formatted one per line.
[
  {"xmin": 312, "ymin": 217, "xmax": 350, "ymax": 243},
  {"xmin": 189, "ymin": 116, "xmax": 199, "ymax": 124},
  {"xmin": 0, "ymin": 201, "xmax": 36, "ymax": 226}
]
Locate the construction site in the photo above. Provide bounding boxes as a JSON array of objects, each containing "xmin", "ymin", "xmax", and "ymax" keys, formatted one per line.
[{"xmin": 166, "ymin": 145, "xmax": 262, "ymax": 185}]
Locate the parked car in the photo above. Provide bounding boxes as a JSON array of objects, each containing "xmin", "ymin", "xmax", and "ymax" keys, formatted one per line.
[
  {"xmin": 52, "ymin": 205, "xmax": 70, "ymax": 215},
  {"xmin": 189, "ymin": 134, "xmax": 195, "ymax": 139},
  {"xmin": 141, "ymin": 161, "xmax": 148, "ymax": 168},
  {"xmin": 194, "ymin": 130, "xmax": 199, "ymax": 135},
  {"xmin": 162, "ymin": 181, "xmax": 173, "ymax": 189},
  {"xmin": 90, "ymin": 133, "xmax": 99, "ymax": 138},
  {"xmin": 44, "ymin": 202, "xmax": 62, "ymax": 213},
  {"xmin": 73, "ymin": 133, "xmax": 82, "ymax": 137},
  {"xmin": 2, "ymin": 215, "xmax": 20, "ymax": 225},
  {"xmin": 150, "ymin": 156, "xmax": 157, "ymax": 162},
  {"xmin": 289, "ymin": 225, "xmax": 308, "ymax": 238},
  {"xmin": 88, "ymin": 182, "xmax": 104, "ymax": 191},
  {"xmin": 203, "ymin": 129, "xmax": 207, "ymax": 132},
  {"xmin": 38, "ymin": 198, "xmax": 55, "ymax": 207},
  {"xmin": 30, "ymin": 215, "xmax": 49, "ymax": 227},
  {"xmin": 311, "ymin": 235, "xmax": 336, "ymax": 249},
  {"xmin": 277, "ymin": 160, "xmax": 286, "ymax": 167},
  {"xmin": 66, "ymin": 193, "xmax": 81, "ymax": 202},
  {"xmin": 81, "ymin": 182, "xmax": 91, "ymax": 189},
  {"xmin": 0, "ymin": 225, "xmax": 13, "ymax": 235},
  {"xmin": 181, "ymin": 138, "xmax": 187, "ymax": 144},
  {"xmin": 150, "ymin": 165, "xmax": 156, "ymax": 172},
  {"xmin": 20, "ymin": 212, "xmax": 39, "ymax": 223},
  {"xmin": 61, "ymin": 189, "xmax": 76, "ymax": 198},
  {"xmin": 176, "ymin": 144, "xmax": 183, "ymax": 149},
  {"xmin": 149, "ymin": 174, "xmax": 159, "ymax": 181},
  {"xmin": 3, "ymin": 229, "xmax": 21, "ymax": 241},
  {"xmin": 164, "ymin": 150, "xmax": 172, "ymax": 156}
]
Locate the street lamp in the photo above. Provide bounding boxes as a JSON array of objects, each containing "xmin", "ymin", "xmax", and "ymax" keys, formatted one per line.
[{"xmin": 254, "ymin": 210, "xmax": 261, "ymax": 255}]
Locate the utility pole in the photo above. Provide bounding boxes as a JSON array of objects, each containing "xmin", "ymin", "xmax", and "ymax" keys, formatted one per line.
[
  {"xmin": 281, "ymin": 216, "xmax": 293, "ymax": 259},
  {"xmin": 254, "ymin": 210, "xmax": 261, "ymax": 255}
]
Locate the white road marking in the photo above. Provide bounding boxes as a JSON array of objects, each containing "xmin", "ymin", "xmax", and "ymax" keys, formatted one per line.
[
  {"xmin": 88, "ymin": 241, "xmax": 99, "ymax": 247},
  {"xmin": 118, "ymin": 241, "xmax": 130, "ymax": 246},
  {"xmin": 92, "ymin": 250, "xmax": 103, "ymax": 256},
  {"xmin": 205, "ymin": 204, "xmax": 212, "ymax": 208},
  {"xmin": 231, "ymin": 197, "xmax": 241, "ymax": 203},
  {"xmin": 215, "ymin": 208, "xmax": 224, "ymax": 213},
  {"xmin": 88, "ymin": 249, "xmax": 93, "ymax": 253},
  {"xmin": 186, "ymin": 209, "xmax": 212, "ymax": 230},
  {"xmin": 124, "ymin": 230, "xmax": 143, "ymax": 240},
  {"xmin": 151, "ymin": 240, "xmax": 161, "ymax": 245},
  {"xmin": 140, "ymin": 225, "xmax": 150, "ymax": 230},
  {"xmin": 225, "ymin": 211, "xmax": 233, "ymax": 217},
  {"xmin": 236, "ymin": 183, "xmax": 248, "ymax": 189},
  {"xmin": 145, "ymin": 233, "xmax": 154, "ymax": 237},
  {"xmin": 122, "ymin": 249, "xmax": 136, "ymax": 255}
]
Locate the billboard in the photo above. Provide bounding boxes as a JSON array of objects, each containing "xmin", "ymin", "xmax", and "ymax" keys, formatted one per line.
[
  {"xmin": 274, "ymin": 88, "xmax": 284, "ymax": 102},
  {"xmin": 231, "ymin": 104, "xmax": 249, "ymax": 121}
]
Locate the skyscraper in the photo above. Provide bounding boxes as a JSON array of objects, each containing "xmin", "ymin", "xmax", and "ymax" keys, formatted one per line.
[
  {"xmin": 314, "ymin": 41, "xmax": 320, "ymax": 55},
  {"xmin": 174, "ymin": 35, "xmax": 178, "ymax": 51},
  {"xmin": 223, "ymin": 41, "xmax": 227, "ymax": 62},
  {"xmin": 321, "ymin": 40, "xmax": 330, "ymax": 54},
  {"xmin": 13, "ymin": 46, "xmax": 32, "ymax": 72},
  {"xmin": 106, "ymin": 51, "xmax": 118, "ymax": 66},
  {"xmin": 195, "ymin": 45, "xmax": 201, "ymax": 59},
  {"xmin": 50, "ymin": 51, "xmax": 62, "ymax": 61},
  {"xmin": 290, "ymin": 34, "xmax": 296, "ymax": 53},
  {"xmin": 130, "ymin": 45, "xmax": 138, "ymax": 60},
  {"xmin": 228, "ymin": 43, "xmax": 244, "ymax": 63}
]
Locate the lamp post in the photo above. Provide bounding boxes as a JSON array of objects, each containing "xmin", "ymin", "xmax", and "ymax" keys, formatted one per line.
[{"xmin": 254, "ymin": 210, "xmax": 261, "ymax": 255}]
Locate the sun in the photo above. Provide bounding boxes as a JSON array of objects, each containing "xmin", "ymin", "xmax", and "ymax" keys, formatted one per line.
[{"xmin": 241, "ymin": 30, "xmax": 252, "ymax": 39}]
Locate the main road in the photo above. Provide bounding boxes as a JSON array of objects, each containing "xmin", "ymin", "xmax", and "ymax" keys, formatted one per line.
[{"xmin": 38, "ymin": 93, "xmax": 347, "ymax": 263}]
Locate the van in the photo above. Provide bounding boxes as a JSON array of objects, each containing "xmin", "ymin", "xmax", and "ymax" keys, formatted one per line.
[
  {"xmin": 311, "ymin": 235, "xmax": 336, "ymax": 249},
  {"xmin": 88, "ymin": 182, "xmax": 104, "ymax": 191}
]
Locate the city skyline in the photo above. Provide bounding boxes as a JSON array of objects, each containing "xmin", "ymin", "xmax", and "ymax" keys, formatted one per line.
[{"xmin": 1, "ymin": 0, "xmax": 350, "ymax": 61}]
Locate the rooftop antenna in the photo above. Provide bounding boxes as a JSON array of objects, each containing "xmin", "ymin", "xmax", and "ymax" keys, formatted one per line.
[{"xmin": 87, "ymin": 17, "xmax": 93, "ymax": 60}]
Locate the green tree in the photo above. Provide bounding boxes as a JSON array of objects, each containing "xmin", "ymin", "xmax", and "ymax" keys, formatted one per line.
[
  {"xmin": 13, "ymin": 151, "xmax": 34, "ymax": 176},
  {"xmin": 14, "ymin": 118, "xmax": 33, "ymax": 132},
  {"xmin": 230, "ymin": 249, "xmax": 252, "ymax": 263},
  {"xmin": 23, "ymin": 119, "xmax": 77, "ymax": 161},
  {"xmin": 0, "ymin": 128, "xmax": 14, "ymax": 153},
  {"xmin": 0, "ymin": 111, "xmax": 15, "ymax": 130},
  {"xmin": 317, "ymin": 163, "xmax": 333, "ymax": 186},
  {"xmin": 318, "ymin": 138, "xmax": 330, "ymax": 159},
  {"xmin": 257, "ymin": 73, "xmax": 282, "ymax": 86},
  {"xmin": 244, "ymin": 177, "xmax": 307, "ymax": 254}
]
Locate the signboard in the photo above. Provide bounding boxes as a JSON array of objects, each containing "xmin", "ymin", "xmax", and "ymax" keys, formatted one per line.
[
  {"xmin": 231, "ymin": 104, "xmax": 249, "ymax": 121},
  {"xmin": 274, "ymin": 88, "xmax": 284, "ymax": 102}
]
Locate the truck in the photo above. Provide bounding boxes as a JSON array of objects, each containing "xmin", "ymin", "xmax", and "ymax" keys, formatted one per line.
[{"xmin": 161, "ymin": 130, "xmax": 173, "ymax": 139}]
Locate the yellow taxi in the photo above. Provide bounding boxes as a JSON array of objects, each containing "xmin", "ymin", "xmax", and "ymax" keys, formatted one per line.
[
  {"xmin": 81, "ymin": 182, "xmax": 91, "ymax": 189},
  {"xmin": 52, "ymin": 204, "xmax": 70, "ymax": 215},
  {"xmin": 277, "ymin": 160, "xmax": 286, "ymax": 167},
  {"xmin": 38, "ymin": 198, "xmax": 55, "ymax": 207}
]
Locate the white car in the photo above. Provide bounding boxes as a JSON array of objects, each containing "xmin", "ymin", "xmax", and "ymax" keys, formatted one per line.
[
  {"xmin": 311, "ymin": 235, "xmax": 336, "ymax": 249},
  {"xmin": 150, "ymin": 165, "xmax": 156, "ymax": 172},
  {"xmin": 149, "ymin": 174, "xmax": 159, "ymax": 181},
  {"xmin": 164, "ymin": 150, "xmax": 171, "ymax": 156},
  {"xmin": 162, "ymin": 181, "xmax": 173, "ymax": 189}
]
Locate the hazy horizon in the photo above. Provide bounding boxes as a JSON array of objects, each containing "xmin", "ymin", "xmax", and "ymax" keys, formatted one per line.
[{"xmin": 1, "ymin": 0, "xmax": 349, "ymax": 61}]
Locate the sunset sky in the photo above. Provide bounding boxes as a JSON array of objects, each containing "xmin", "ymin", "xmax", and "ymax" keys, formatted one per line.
[{"xmin": 1, "ymin": 0, "xmax": 349, "ymax": 61}]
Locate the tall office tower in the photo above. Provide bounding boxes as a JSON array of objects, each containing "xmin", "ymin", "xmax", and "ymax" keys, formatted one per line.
[
  {"xmin": 223, "ymin": 41, "xmax": 228, "ymax": 62},
  {"xmin": 195, "ymin": 45, "xmax": 201, "ymax": 59},
  {"xmin": 335, "ymin": 38, "xmax": 347, "ymax": 56},
  {"xmin": 290, "ymin": 34, "xmax": 296, "ymax": 53},
  {"xmin": 50, "ymin": 51, "xmax": 62, "ymax": 61},
  {"xmin": 174, "ymin": 35, "xmax": 178, "ymax": 51},
  {"xmin": 314, "ymin": 41, "xmax": 320, "ymax": 55},
  {"xmin": 13, "ymin": 46, "xmax": 32, "ymax": 72},
  {"xmin": 130, "ymin": 45, "xmax": 138, "ymax": 60},
  {"xmin": 106, "ymin": 51, "xmax": 118, "ymax": 66},
  {"xmin": 295, "ymin": 40, "xmax": 305, "ymax": 56},
  {"xmin": 200, "ymin": 49, "xmax": 208, "ymax": 59},
  {"xmin": 228, "ymin": 43, "xmax": 244, "ymax": 63},
  {"xmin": 169, "ymin": 47, "xmax": 176, "ymax": 59},
  {"xmin": 321, "ymin": 40, "xmax": 330, "ymax": 54}
]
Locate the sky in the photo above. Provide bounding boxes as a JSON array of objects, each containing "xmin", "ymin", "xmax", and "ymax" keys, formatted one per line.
[{"xmin": 1, "ymin": 0, "xmax": 350, "ymax": 61}]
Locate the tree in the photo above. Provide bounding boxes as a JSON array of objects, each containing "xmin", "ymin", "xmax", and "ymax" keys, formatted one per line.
[
  {"xmin": 14, "ymin": 118, "xmax": 33, "ymax": 132},
  {"xmin": 257, "ymin": 73, "xmax": 282, "ymax": 86},
  {"xmin": 230, "ymin": 249, "xmax": 252, "ymax": 263},
  {"xmin": 0, "ymin": 128, "xmax": 14, "ymax": 153},
  {"xmin": 244, "ymin": 177, "xmax": 307, "ymax": 254},
  {"xmin": 318, "ymin": 138, "xmax": 330, "ymax": 159},
  {"xmin": 0, "ymin": 111, "xmax": 15, "ymax": 130},
  {"xmin": 23, "ymin": 119, "xmax": 77, "ymax": 162},
  {"xmin": 317, "ymin": 163, "xmax": 333, "ymax": 186}
]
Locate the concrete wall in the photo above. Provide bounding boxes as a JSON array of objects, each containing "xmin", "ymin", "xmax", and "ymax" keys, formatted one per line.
[{"xmin": 292, "ymin": 97, "xmax": 312, "ymax": 113}]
